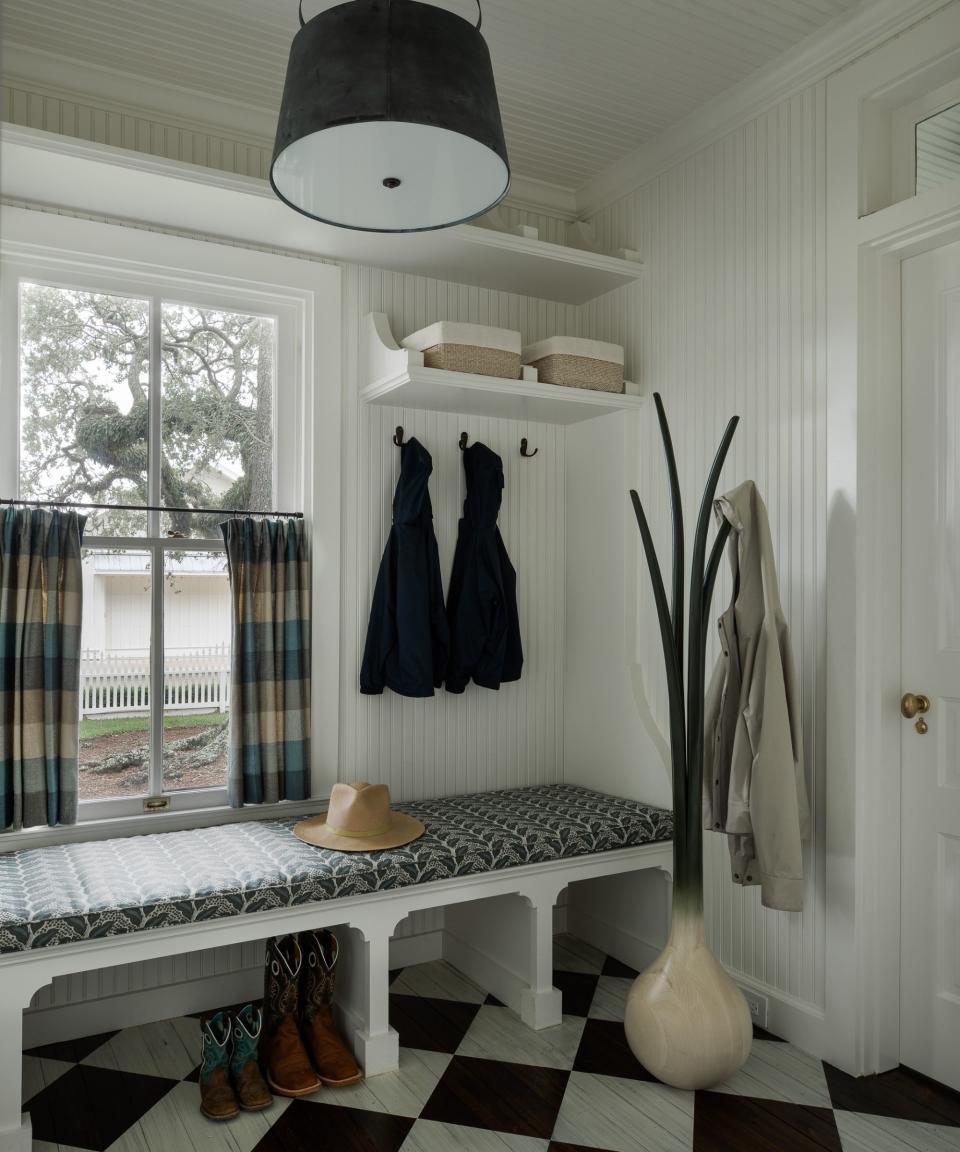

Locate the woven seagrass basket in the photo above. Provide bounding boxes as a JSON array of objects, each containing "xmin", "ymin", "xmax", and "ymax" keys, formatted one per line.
[
  {"xmin": 402, "ymin": 322, "xmax": 522, "ymax": 380},
  {"xmin": 523, "ymin": 337, "xmax": 625, "ymax": 394}
]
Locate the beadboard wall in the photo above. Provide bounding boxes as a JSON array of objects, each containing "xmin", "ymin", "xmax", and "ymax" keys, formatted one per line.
[
  {"xmin": 568, "ymin": 84, "xmax": 828, "ymax": 1036},
  {"xmin": 339, "ymin": 265, "xmax": 577, "ymax": 798}
]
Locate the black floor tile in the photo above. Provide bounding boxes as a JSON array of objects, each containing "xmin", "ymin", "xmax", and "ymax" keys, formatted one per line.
[
  {"xmin": 753, "ymin": 1024, "xmax": 786, "ymax": 1042},
  {"xmin": 25, "ymin": 1064, "xmax": 176, "ymax": 1151},
  {"xmin": 183, "ymin": 1064, "xmax": 201, "ymax": 1083},
  {"xmin": 388, "ymin": 992, "xmax": 481, "ymax": 1053},
  {"xmin": 24, "ymin": 1031, "xmax": 118, "ymax": 1064},
  {"xmin": 600, "ymin": 954, "xmax": 638, "ymax": 979},
  {"xmin": 549, "ymin": 1143, "xmax": 617, "ymax": 1152},
  {"xmin": 552, "ymin": 969, "xmax": 600, "ymax": 1017},
  {"xmin": 421, "ymin": 1054, "xmax": 569, "ymax": 1139},
  {"xmin": 484, "ymin": 992, "xmax": 507, "ymax": 1007},
  {"xmin": 549, "ymin": 1144, "xmax": 617, "ymax": 1152},
  {"xmin": 824, "ymin": 1061, "xmax": 960, "ymax": 1126},
  {"xmin": 572, "ymin": 1018, "xmax": 657, "ymax": 1081},
  {"xmin": 253, "ymin": 1100, "xmax": 413, "ymax": 1152},
  {"xmin": 694, "ymin": 1091, "xmax": 843, "ymax": 1151}
]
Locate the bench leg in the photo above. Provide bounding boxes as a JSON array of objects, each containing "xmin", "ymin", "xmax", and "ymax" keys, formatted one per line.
[
  {"xmin": 519, "ymin": 889, "xmax": 564, "ymax": 1030},
  {"xmin": 348, "ymin": 922, "xmax": 399, "ymax": 1077},
  {"xmin": 0, "ymin": 976, "xmax": 37, "ymax": 1152}
]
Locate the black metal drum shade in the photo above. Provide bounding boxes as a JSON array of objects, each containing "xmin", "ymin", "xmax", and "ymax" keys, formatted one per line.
[{"xmin": 271, "ymin": 0, "xmax": 511, "ymax": 232}]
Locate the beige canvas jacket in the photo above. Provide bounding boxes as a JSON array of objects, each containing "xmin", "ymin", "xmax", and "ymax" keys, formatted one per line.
[{"xmin": 702, "ymin": 481, "xmax": 809, "ymax": 912}]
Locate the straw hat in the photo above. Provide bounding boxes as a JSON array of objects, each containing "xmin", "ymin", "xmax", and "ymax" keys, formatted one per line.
[{"xmin": 294, "ymin": 782, "xmax": 425, "ymax": 853}]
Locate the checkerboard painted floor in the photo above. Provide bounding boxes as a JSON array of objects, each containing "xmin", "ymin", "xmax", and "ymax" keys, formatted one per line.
[{"xmin": 22, "ymin": 934, "xmax": 960, "ymax": 1151}]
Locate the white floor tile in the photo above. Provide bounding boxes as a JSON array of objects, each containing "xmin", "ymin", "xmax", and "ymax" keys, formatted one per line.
[
  {"xmin": 553, "ymin": 933, "xmax": 606, "ymax": 974},
  {"xmin": 836, "ymin": 1110, "xmax": 960, "ymax": 1152},
  {"xmin": 300, "ymin": 1048, "xmax": 451, "ymax": 1118},
  {"xmin": 390, "ymin": 961, "xmax": 488, "ymax": 1004},
  {"xmin": 552, "ymin": 1070, "xmax": 695, "ymax": 1152},
  {"xmin": 456, "ymin": 1005, "xmax": 585, "ymax": 1070},
  {"xmin": 400, "ymin": 1119, "xmax": 549, "ymax": 1152},
  {"xmin": 105, "ymin": 1080, "xmax": 290, "ymax": 1152},
  {"xmin": 588, "ymin": 975, "xmax": 633, "ymax": 1021},
  {"xmin": 81, "ymin": 1017, "xmax": 199, "ymax": 1081},
  {"xmin": 712, "ymin": 1040, "xmax": 832, "ymax": 1107},
  {"xmin": 22, "ymin": 1055, "xmax": 73, "ymax": 1103}
]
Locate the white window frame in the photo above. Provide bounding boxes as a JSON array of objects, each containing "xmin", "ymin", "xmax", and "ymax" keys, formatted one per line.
[{"xmin": 0, "ymin": 208, "xmax": 342, "ymax": 838}]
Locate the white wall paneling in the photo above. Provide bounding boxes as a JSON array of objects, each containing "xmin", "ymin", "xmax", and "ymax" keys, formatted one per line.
[
  {"xmin": 568, "ymin": 83, "xmax": 828, "ymax": 1041},
  {"xmin": 340, "ymin": 262, "xmax": 577, "ymax": 798}
]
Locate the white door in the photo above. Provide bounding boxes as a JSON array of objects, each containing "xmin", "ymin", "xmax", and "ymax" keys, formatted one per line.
[{"xmin": 900, "ymin": 239, "xmax": 960, "ymax": 1091}]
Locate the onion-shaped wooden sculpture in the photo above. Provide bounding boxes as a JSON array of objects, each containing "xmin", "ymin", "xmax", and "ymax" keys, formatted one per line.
[{"xmin": 624, "ymin": 393, "xmax": 752, "ymax": 1090}]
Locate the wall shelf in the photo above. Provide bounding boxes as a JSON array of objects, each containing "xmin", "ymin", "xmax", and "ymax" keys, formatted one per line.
[
  {"xmin": 0, "ymin": 126, "xmax": 644, "ymax": 306},
  {"xmin": 362, "ymin": 313, "xmax": 645, "ymax": 425}
]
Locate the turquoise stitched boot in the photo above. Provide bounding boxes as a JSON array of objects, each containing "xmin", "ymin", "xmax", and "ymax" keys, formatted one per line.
[{"xmin": 199, "ymin": 1011, "xmax": 239, "ymax": 1121}]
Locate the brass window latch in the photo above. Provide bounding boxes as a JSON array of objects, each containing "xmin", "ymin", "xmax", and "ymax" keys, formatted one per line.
[{"xmin": 901, "ymin": 692, "xmax": 931, "ymax": 734}]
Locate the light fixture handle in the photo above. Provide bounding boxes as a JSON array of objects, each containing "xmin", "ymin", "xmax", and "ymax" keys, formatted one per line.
[{"xmin": 298, "ymin": 1, "xmax": 480, "ymax": 31}]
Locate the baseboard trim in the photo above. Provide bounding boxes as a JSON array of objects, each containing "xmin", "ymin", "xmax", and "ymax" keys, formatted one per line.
[
  {"xmin": 22, "ymin": 930, "xmax": 444, "ymax": 1049},
  {"xmin": 565, "ymin": 904, "xmax": 663, "ymax": 973}
]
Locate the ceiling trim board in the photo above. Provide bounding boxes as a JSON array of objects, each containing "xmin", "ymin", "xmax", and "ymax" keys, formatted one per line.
[{"xmin": 575, "ymin": 0, "xmax": 955, "ymax": 216}]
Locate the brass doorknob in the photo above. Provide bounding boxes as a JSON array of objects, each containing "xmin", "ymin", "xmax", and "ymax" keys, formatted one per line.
[{"xmin": 901, "ymin": 692, "xmax": 931, "ymax": 719}]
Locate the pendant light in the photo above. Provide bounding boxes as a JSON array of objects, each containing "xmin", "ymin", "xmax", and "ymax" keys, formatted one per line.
[{"xmin": 271, "ymin": 0, "xmax": 511, "ymax": 233}]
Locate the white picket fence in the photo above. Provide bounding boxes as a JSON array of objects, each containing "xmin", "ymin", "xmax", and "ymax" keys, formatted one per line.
[{"xmin": 80, "ymin": 645, "xmax": 231, "ymax": 718}]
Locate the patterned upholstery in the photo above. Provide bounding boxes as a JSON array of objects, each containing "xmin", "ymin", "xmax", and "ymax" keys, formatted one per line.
[{"xmin": 0, "ymin": 784, "xmax": 672, "ymax": 954}]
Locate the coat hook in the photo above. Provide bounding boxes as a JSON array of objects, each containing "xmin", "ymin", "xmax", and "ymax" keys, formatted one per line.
[
  {"xmin": 393, "ymin": 426, "xmax": 405, "ymax": 447},
  {"xmin": 459, "ymin": 432, "xmax": 469, "ymax": 451},
  {"xmin": 520, "ymin": 437, "xmax": 538, "ymax": 458}
]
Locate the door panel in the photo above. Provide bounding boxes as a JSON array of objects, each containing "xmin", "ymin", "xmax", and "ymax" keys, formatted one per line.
[{"xmin": 900, "ymin": 240, "xmax": 960, "ymax": 1091}]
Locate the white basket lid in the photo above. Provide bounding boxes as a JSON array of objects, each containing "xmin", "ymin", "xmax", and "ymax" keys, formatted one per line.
[
  {"xmin": 522, "ymin": 336, "xmax": 624, "ymax": 365},
  {"xmin": 402, "ymin": 322, "xmax": 522, "ymax": 355}
]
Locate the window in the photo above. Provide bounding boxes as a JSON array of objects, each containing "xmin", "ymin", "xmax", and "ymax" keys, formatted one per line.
[
  {"xmin": 1, "ymin": 208, "xmax": 341, "ymax": 830},
  {"xmin": 15, "ymin": 281, "xmax": 278, "ymax": 815}
]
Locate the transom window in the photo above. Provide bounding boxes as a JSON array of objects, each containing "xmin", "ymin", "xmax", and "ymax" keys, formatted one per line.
[{"xmin": 14, "ymin": 278, "xmax": 282, "ymax": 818}]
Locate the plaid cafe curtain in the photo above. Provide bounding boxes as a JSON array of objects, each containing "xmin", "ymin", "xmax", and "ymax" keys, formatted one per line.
[
  {"xmin": 221, "ymin": 517, "xmax": 311, "ymax": 807},
  {"xmin": 0, "ymin": 508, "xmax": 86, "ymax": 831}
]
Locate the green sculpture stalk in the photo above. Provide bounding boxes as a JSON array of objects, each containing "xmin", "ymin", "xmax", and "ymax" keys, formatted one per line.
[{"xmin": 629, "ymin": 394, "xmax": 739, "ymax": 908}]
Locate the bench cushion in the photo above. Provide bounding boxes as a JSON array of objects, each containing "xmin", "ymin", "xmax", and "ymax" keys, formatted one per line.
[{"xmin": 0, "ymin": 784, "xmax": 671, "ymax": 953}]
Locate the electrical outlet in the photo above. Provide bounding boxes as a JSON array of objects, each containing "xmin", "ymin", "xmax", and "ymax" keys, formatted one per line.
[{"xmin": 739, "ymin": 987, "xmax": 768, "ymax": 1029}]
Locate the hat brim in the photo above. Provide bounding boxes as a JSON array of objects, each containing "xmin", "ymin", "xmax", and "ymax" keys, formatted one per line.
[{"xmin": 293, "ymin": 810, "xmax": 426, "ymax": 853}]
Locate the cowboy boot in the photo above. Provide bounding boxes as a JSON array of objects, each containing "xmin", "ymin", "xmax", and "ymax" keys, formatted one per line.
[
  {"xmin": 230, "ymin": 1004, "xmax": 273, "ymax": 1111},
  {"xmin": 260, "ymin": 936, "xmax": 321, "ymax": 1097},
  {"xmin": 199, "ymin": 1011, "xmax": 240, "ymax": 1121},
  {"xmin": 299, "ymin": 929, "xmax": 363, "ymax": 1086}
]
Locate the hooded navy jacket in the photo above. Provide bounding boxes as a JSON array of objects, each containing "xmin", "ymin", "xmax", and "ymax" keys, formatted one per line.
[
  {"xmin": 360, "ymin": 438, "xmax": 449, "ymax": 697},
  {"xmin": 445, "ymin": 442, "xmax": 523, "ymax": 693}
]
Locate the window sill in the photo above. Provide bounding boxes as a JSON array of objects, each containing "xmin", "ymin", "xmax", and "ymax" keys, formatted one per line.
[{"xmin": 0, "ymin": 794, "xmax": 329, "ymax": 853}]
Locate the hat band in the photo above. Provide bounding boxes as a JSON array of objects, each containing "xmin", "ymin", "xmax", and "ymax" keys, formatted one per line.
[{"xmin": 325, "ymin": 819, "xmax": 394, "ymax": 839}]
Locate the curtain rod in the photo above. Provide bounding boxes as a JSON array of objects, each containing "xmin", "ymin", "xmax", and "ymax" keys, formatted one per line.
[{"xmin": 0, "ymin": 497, "xmax": 303, "ymax": 519}]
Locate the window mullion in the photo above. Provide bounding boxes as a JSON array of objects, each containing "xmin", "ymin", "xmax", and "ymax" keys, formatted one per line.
[{"xmin": 148, "ymin": 296, "xmax": 164, "ymax": 801}]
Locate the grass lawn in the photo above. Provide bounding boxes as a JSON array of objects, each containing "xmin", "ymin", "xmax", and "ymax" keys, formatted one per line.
[{"xmin": 79, "ymin": 712, "xmax": 228, "ymax": 740}]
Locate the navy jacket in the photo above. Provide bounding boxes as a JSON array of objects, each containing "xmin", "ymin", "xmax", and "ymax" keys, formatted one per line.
[
  {"xmin": 360, "ymin": 438, "xmax": 449, "ymax": 697},
  {"xmin": 445, "ymin": 442, "xmax": 523, "ymax": 693}
]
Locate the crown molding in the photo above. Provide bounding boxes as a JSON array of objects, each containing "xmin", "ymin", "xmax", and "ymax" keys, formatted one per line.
[{"xmin": 575, "ymin": 0, "xmax": 956, "ymax": 217}]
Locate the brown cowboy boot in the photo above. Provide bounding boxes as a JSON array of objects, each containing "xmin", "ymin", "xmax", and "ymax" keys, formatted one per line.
[
  {"xmin": 260, "ymin": 936, "xmax": 321, "ymax": 1098},
  {"xmin": 299, "ymin": 929, "xmax": 363, "ymax": 1087},
  {"xmin": 230, "ymin": 1004, "xmax": 273, "ymax": 1111},
  {"xmin": 198, "ymin": 1011, "xmax": 240, "ymax": 1121}
]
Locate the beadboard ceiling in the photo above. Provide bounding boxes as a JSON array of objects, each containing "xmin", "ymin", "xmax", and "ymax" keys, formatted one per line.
[{"xmin": 2, "ymin": 0, "xmax": 860, "ymax": 193}]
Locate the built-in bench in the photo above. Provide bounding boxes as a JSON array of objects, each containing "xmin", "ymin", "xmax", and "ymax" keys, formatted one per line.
[{"xmin": 0, "ymin": 783, "xmax": 672, "ymax": 1152}]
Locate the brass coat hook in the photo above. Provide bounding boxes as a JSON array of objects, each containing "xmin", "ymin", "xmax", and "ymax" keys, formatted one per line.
[
  {"xmin": 520, "ymin": 437, "xmax": 538, "ymax": 458},
  {"xmin": 393, "ymin": 426, "xmax": 405, "ymax": 447},
  {"xmin": 459, "ymin": 432, "xmax": 469, "ymax": 451}
]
